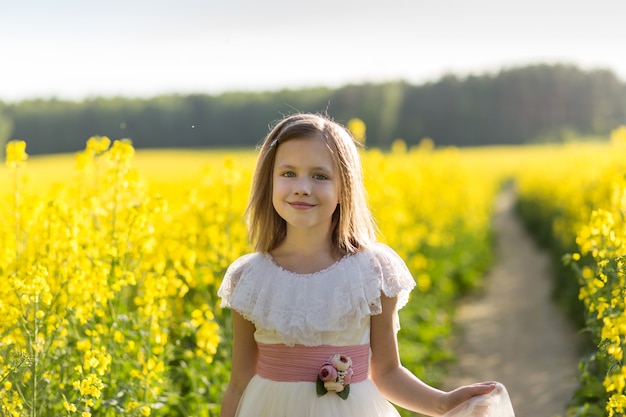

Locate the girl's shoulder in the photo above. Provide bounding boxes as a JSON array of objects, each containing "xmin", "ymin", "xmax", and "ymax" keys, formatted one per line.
[
  {"xmin": 360, "ymin": 242, "xmax": 412, "ymax": 280},
  {"xmin": 217, "ymin": 252, "xmax": 264, "ymax": 306},
  {"xmin": 364, "ymin": 242, "xmax": 406, "ymax": 266},
  {"xmin": 224, "ymin": 252, "xmax": 261, "ymax": 278},
  {"xmin": 361, "ymin": 243, "xmax": 416, "ymax": 308}
]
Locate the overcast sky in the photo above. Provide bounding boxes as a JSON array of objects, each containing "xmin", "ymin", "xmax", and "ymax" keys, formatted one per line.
[{"xmin": 1, "ymin": 0, "xmax": 625, "ymax": 102}]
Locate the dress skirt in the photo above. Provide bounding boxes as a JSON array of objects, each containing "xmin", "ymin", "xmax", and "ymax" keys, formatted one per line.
[
  {"xmin": 235, "ymin": 375, "xmax": 401, "ymax": 417},
  {"xmin": 235, "ymin": 376, "xmax": 515, "ymax": 417}
]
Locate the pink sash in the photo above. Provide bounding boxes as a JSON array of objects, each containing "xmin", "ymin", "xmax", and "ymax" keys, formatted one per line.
[{"xmin": 257, "ymin": 343, "xmax": 370, "ymax": 383}]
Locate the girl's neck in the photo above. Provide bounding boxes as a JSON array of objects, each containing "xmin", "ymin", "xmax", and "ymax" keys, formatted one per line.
[
  {"xmin": 270, "ymin": 230, "xmax": 343, "ymax": 274},
  {"xmin": 281, "ymin": 225, "xmax": 332, "ymax": 251}
]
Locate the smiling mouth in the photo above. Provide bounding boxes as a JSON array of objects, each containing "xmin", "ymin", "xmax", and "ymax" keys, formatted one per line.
[{"xmin": 288, "ymin": 202, "xmax": 314, "ymax": 209}]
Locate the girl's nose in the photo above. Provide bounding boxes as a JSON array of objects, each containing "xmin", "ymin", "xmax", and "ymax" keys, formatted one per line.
[{"xmin": 294, "ymin": 178, "xmax": 311, "ymax": 195}]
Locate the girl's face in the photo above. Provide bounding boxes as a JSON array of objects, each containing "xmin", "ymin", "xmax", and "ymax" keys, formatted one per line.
[{"xmin": 272, "ymin": 137, "xmax": 341, "ymax": 236}]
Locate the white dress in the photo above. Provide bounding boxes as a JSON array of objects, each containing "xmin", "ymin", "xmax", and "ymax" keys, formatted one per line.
[{"xmin": 218, "ymin": 243, "xmax": 514, "ymax": 417}]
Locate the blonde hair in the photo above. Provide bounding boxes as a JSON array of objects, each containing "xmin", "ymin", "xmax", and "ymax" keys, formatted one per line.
[{"xmin": 246, "ymin": 113, "xmax": 377, "ymax": 254}]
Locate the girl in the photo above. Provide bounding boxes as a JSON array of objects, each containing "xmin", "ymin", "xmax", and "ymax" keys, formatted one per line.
[{"xmin": 218, "ymin": 113, "xmax": 513, "ymax": 417}]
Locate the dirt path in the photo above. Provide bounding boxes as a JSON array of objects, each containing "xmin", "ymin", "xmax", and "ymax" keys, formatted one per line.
[{"xmin": 443, "ymin": 187, "xmax": 582, "ymax": 417}]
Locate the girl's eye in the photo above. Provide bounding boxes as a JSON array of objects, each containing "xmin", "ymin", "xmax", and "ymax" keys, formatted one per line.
[
  {"xmin": 313, "ymin": 173, "xmax": 328, "ymax": 180},
  {"xmin": 281, "ymin": 171, "xmax": 296, "ymax": 178}
]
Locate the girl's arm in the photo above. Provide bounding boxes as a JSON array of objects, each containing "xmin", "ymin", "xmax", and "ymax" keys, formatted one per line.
[
  {"xmin": 370, "ymin": 294, "xmax": 496, "ymax": 417},
  {"xmin": 220, "ymin": 311, "xmax": 259, "ymax": 417}
]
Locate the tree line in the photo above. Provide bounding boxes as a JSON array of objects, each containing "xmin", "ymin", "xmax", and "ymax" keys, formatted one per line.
[{"xmin": 1, "ymin": 63, "xmax": 625, "ymax": 156}]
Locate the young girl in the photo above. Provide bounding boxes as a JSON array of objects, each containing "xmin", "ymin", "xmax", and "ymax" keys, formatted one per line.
[{"xmin": 218, "ymin": 113, "xmax": 514, "ymax": 417}]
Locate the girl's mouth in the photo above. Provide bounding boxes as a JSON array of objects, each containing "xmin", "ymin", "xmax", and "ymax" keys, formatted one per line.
[{"xmin": 288, "ymin": 201, "xmax": 314, "ymax": 209}]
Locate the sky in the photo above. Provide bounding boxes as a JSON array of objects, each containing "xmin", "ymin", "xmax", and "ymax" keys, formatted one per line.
[{"xmin": 1, "ymin": 0, "xmax": 625, "ymax": 102}]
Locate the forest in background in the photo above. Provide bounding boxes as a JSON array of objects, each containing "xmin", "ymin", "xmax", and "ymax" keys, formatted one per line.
[{"xmin": 1, "ymin": 63, "xmax": 625, "ymax": 155}]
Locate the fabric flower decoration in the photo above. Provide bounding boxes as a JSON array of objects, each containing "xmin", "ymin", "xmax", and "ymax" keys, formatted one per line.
[{"xmin": 316, "ymin": 354, "xmax": 353, "ymax": 400}]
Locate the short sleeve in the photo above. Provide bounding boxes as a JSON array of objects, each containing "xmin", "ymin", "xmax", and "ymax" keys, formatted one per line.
[
  {"xmin": 369, "ymin": 243, "xmax": 416, "ymax": 311},
  {"xmin": 218, "ymin": 253, "xmax": 255, "ymax": 308}
]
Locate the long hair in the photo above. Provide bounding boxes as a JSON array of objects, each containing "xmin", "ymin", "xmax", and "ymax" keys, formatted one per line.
[{"xmin": 246, "ymin": 113, "xmax": 377, "ymax": 254}]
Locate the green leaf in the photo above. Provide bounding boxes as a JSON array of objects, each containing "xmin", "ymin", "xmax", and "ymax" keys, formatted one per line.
[
  {"xmin": 316, "ymin": 376, "xmax": 327, "ymax": 397},
  {"xmin": 337, "ymin": 384, "xmax": 350, "ymax": 400}
]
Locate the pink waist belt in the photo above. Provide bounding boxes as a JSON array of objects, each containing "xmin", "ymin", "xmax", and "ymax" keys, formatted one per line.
[{"xmin": 257, "ymin": 343, "xmax": 370, "ymax": 383}]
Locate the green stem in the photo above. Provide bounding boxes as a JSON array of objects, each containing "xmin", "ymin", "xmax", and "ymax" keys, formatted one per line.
[{"xmin": 32, "ymin": 298, "xmax": 39, "ymax": 417}]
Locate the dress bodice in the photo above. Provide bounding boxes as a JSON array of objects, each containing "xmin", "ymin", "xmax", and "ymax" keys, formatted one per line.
[{"xmin": 218, "ymin": 243, "xmax": 416, "ymax": 347}]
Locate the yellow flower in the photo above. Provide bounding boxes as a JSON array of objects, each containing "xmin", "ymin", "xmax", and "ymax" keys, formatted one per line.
[
  {"xmin": 76, "ymin": 339, "xmax": 92, "ymax": 351},
  {"xmin": 607, "ymin": 393, "xmax": 626, "ymax": 417},
  {"xmin": 391, "ymin": 139, "xmax": 407, "ymax": 154},
  {"xmin": 85, "ymin": 136, "xmax": 111, "ymax": 155},
  {"xmin": 347, "ymin": 118, "xmax": 366, "ymax": 144},
  {"xmin": 74, "ymin": 374, "xmax": 104, "ymax": 398},
  {"xmin": 110, "ymin": 139, "xmax": 135, "ymax": 164},
  {"xmin": 63, "ymin": 400, "xmax": 77, "ymax": 412},
  {"xmin": 5, "ymin": 140, "xmax": 28, "ymax": 167},
  {"xmin": 113, "ymin": 330, "xmax": 125, "ymax": 343},
  {"xmin": 140, "ymin": 405, "xmax": 151, "ymax": 416},
  {"xmin": 416, "ymin": 273, "xmax": 432, "ymax": 292}
]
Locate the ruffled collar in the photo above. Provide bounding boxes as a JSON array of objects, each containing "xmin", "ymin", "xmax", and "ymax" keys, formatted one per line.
[{"xmin": 219, "ymin": 243, "xmax": 415, "ymax": 346}]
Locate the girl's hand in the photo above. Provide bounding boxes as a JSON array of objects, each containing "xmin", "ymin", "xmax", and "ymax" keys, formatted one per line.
[{"xmin": 442, "ymin": 382, "xmax": 498, "ymax": 415}]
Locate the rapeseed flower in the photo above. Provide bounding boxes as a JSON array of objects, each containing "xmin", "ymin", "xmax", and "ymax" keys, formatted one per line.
[{"xmin": 5, "ymin": 140, "xmax": 28, "ymax": 167}]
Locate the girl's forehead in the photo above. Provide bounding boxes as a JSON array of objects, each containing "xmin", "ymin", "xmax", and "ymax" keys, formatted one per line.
[{"xmin": 274, "ymin": 137, "xmax": 335, "ymax": 164}]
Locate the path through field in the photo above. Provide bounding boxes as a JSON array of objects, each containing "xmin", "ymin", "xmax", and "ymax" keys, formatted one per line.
[{"xmin": 443, "ymin": 187, "xmax": 582, "ymax": 417}]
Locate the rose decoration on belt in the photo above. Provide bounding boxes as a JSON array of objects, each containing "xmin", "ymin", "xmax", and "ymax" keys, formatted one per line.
[{"xmin": 316, "ymin": 354, "xmax": 353, "ymax": 400}]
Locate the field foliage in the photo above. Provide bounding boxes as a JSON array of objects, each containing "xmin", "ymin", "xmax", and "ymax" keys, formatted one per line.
[
  {"xmin": 514, "ymin": 126, "xmax": 626, "ymax": 416},
  {"xmin": 2, "ymin": 128, "xmax": 626, "ymax": 416}
]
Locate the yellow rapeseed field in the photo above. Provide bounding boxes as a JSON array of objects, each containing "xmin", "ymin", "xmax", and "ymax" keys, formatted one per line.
[
  {"xmin": 1, "ymin": 131, "xmax": 625, "ymax": 416},
  {"xmin": 512, "ymin": 127, "xmax": 626, "ymax": 417}
]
